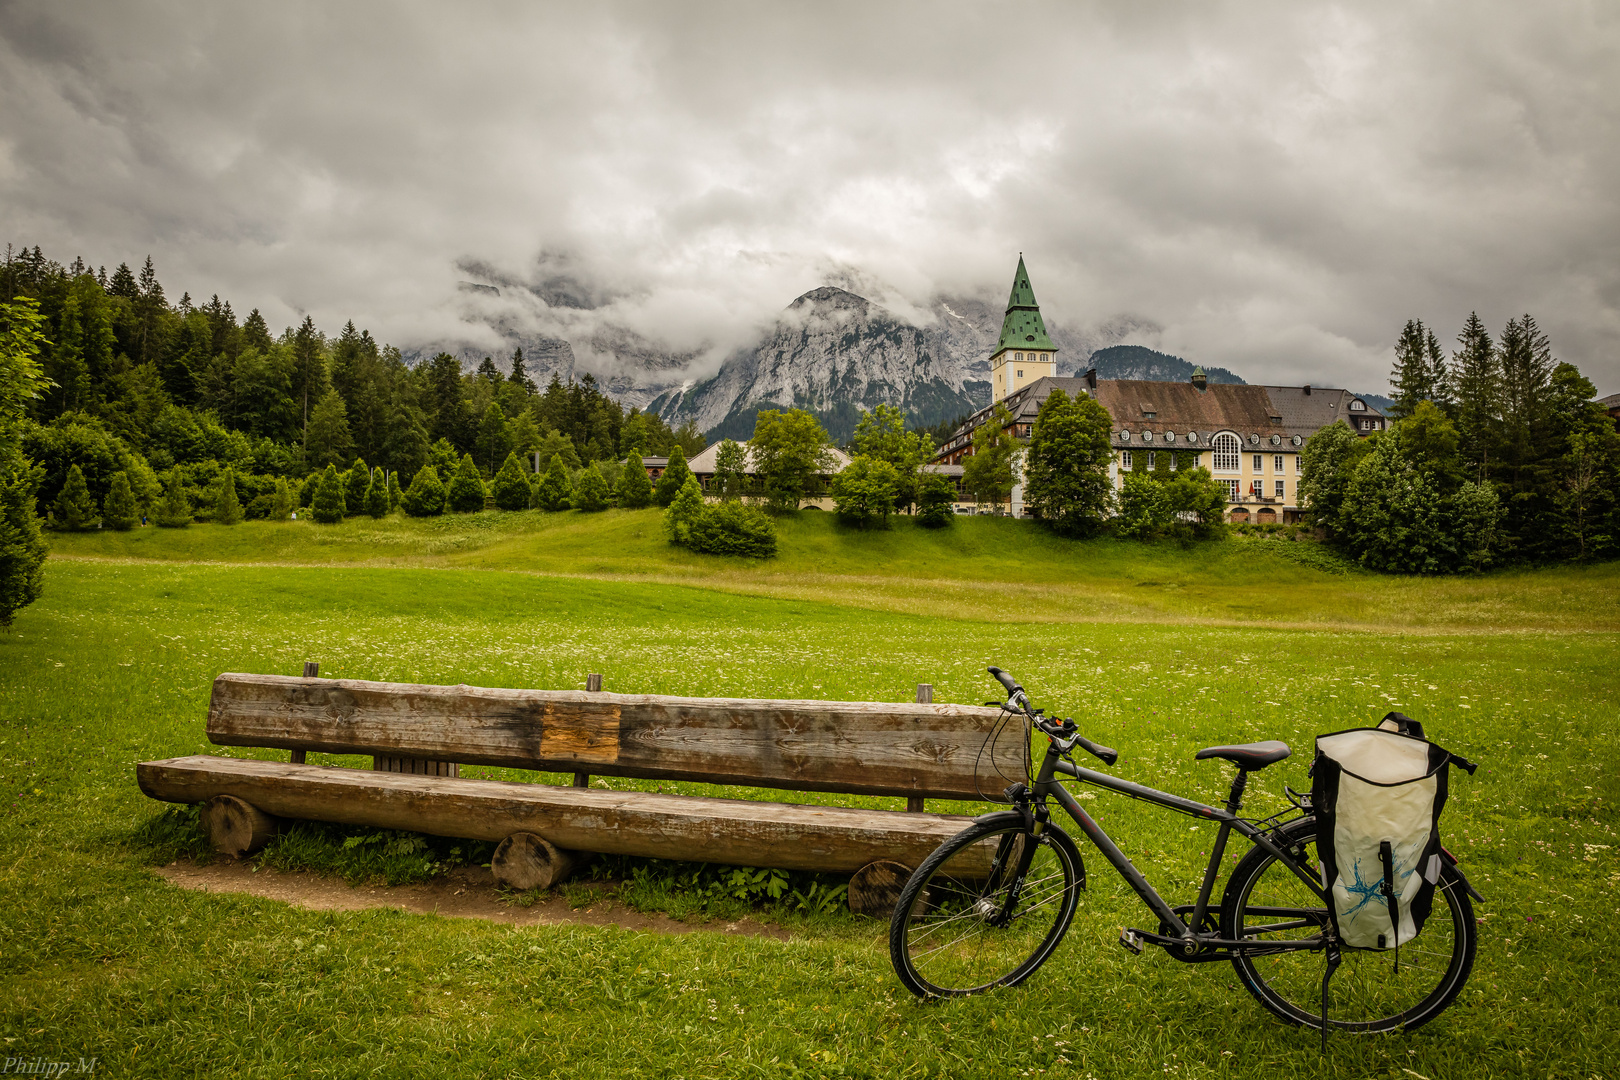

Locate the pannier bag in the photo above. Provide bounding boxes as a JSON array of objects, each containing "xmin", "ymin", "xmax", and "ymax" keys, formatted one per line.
[{"xmin": 1312, "ymin": 713, "xmax": 1477, "ymax": 951}]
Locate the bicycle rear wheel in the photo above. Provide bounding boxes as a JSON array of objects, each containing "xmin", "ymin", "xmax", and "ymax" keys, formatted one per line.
[
  {"xmin": 889, "ymin": 817, "xmax": 1081, "ymax": 998},
  {"xmin": 1220, "ymin": 817, "xmax": 1476, "ymax": 1033}
]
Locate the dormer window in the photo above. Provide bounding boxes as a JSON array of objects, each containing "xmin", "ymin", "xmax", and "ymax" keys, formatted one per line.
[{"xmin": 1349, "ymin": 400, "xmax": 1366, "ymax": 411}]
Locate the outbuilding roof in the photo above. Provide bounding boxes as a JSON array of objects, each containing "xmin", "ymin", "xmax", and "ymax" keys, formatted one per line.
[{"xmin": 1261, "ymin": 386, "xmax": 1383, "ymax": 441}]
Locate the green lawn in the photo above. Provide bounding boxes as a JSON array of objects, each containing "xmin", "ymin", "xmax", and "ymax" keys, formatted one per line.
[{"xmin": 4, "ymin": 514, "xmax": 1617, "ymax": 1078}]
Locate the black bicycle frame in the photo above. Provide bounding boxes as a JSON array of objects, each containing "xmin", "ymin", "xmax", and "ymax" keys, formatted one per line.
[{"xmin": 1028, "ymin": 740, "xmax": 1330, "ymax": 958}]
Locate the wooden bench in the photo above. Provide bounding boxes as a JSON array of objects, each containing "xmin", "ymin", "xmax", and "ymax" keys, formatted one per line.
[{"xmin": 136, "ymin": 668, "xmax": 1016, "ymax": 913}]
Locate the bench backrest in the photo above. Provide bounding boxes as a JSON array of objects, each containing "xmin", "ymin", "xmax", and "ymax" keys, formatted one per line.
[{"xmin": 207, "ymin": 673, "xmax": 1018, "ymax": 800}]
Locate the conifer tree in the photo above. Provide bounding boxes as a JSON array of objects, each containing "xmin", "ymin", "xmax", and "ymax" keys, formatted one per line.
[
  {"xmin": 364, "ymin": 468, "xmax": 390, "ymax": 518},
  {"xmin": 299, "ymin": 471, "xmax": 320, "ymax": 509},
  {"xmin": 306, "ymin": 389, "xmax": 353, "ymax": 468},
  {"xmin": 534, "ymin": 453, "xmax": 574, "ymax": 511},
  {"xmin": 388, "ymin": 470, "xmax": 403, "ymax": 511},
  {"xmin": 213, "ymin": 467, "xmax": 244, "ymax": 525},
  {"xmin": 402, "ymin": 465, "xmax": 446, "ymax": 517},
  {"xmin": 345, "ymin": 457, "xmax": 370, "ymax": 515},
  {"xmin": 51, "ymin": 464, "xmax": 100, "ymax": 531},
  {"xmin": 311, "ymin": 464, "xmax": 346, "ymax": 524},
  {"xmin": 616, "ymin": 452, "xmax": 653, "ymax": 509},
  {"xmin": 492, "ymin": 452, "xmax": 532, "ymax": 511},
  {"xmin": 663, "ymin": 475, "xmax": 705, "ymax": 544},
  {"xmin": 445, "ymin": 453, "xmax": 487, "ymax": 513},
  {"xmin": 654, "ymin": 444, "xmax": 692, "ymax": 508},
  {"xmin": 476, "ymin": 403, "xmax": 511, "ymax": 476},
  {"xmin": 103, "ymin": 471, "xmax": 138, "ymax": 530},
  {"xmin": 155, "ymin": 471, "xmax": 192, "ymax": 528},
  {"xmin": 271, "ymin": 478, "xmax": 293, "ymax": 521},
  {"xmin": 1389, "ymin": 319, "xmax": 1437, "ymax": 420},
  {"xmin": 570, "ymin": 461, "xmax": 609, "ymax": 511},
  {"xmin": 1451, "ymin": 312, "xmax": 1500, "ymax": 481}
]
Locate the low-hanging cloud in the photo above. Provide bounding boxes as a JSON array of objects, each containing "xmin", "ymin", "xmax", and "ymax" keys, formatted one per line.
[{"xmin": 2, "ymin": 1, "xmax": 1616, "ymax": 393}]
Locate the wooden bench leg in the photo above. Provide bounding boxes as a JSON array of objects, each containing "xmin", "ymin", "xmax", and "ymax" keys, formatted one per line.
[
  {"xmin": 848, "ymin": 859, "xmax": 913, "ymax": 917},
  {"xmin": 492, "ymin": 832, "xmax": 578, "ymax": 891},
  {"xmin": 201, "ymin": 795, "xmax": 279, "ymax": 858}
]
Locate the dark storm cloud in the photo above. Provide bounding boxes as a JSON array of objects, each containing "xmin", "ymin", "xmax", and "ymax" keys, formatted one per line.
[{"xmin": 1, "ymin": 1, "xmax": 1616, "ymax": 390}]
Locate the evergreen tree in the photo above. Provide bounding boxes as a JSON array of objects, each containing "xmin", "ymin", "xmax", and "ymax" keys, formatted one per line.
[
  {"xmin": 364, "ymin": 468, "xmax": 390, "ymax": 518},
  {"xmin": 654, "ymin": 444, "xmax": 692, "ymax": 508},
  {"xmin": 1451, "ymin": 312, "xmax": 1499, "ymax": 481},
  {"xmin": 51, "ymin": 464, "xmax": 100, "ymax": 531},
  {"xmin": 960, "ymin": 403, "xmax": 1017, "ymax": 512},
  {"xmin": 476, "ymin": 402, "xmax": 511, "ymax": 476},
  {"xmin": 388, "ymin": 470, "xmax": 403, "ymax": 511},
  {"xmin": 1022, "ymin": 388, "xmax": 1114, "ymax": 537},
  {"xmin": 306, "ymin": 389, "xmax": 353, "ymax": 468},
  {"xmin": 533, "ymin": 453, "xmax": 573, "ymax": 511},
  {"xmin": 427, "ymin": 352, "xmax": 474, "ymax": 452},
  {"xmin": 299, "ymin": 471, "xmax": 320, "ymax": 509},
  {"xmin": 476, "ymin": 356, "xmax": 501, "ymax": 385},
  {"xmin": 1389, "ymin": 319, "xmax": 1438, "ymax": 419},
  {"xmin": 914, "ymin": 471, "xmax": 956, "ymax": 528},
  {"xmin": 103, "ymin": 471, "xmax": 138, "ymax": 530},
  {"xmin": 505, "ymin": 410, "xmax": 541, "ymax": 464},
  {"xmin": 570, "ymin": 461, "xmax": 609, "ymax": 511},
  {"xmin": 663, "ymin": 474, "xmax": 705, "ymax": 544},
  {"xmin": 271, "ymin": 477, "xmax": 293, "ymax": 521},
  {"xmin": 445, "ymin": 453, "xmax": 487, "ymax": 513},
  {"xmin": 712, "ymin": 439, "xmax": 747, "ymax": 500},
  {"xmin": 615, "ymin": 452, "xmax": 653, "ymax": 509},
  {"xmin": 402, "ymin": 465, "xmax": 446, "ymax": 517},
  {"xmin": 310, "ymin": 464, "xmax": 346, "ymax": 523},
  {"xmin": 154, "ymin": 470, "xmax": 192, "ymax": 527},
  {"xmin": 213, "ymin": 467, "xmax": 244, "ymax": 525},
  {"xmin": 2, "ymin": 293, "xmax": 56, "ymax": 624},
  {"xmin": 492, "ymin": 452, "xmax": 532, "ymax": 511},
  {"xmin": 508, "ymin": 347, "xmax": 537, "ymax": 394},
  {"xmin": 345, "ymin": 456, "xmax": 370, "ymax": 514},
  {"xmin": 535, "ymin": 428, "xmax": 581, "ymax": 472},
  {"xmin": 830, "ymin": 457, "xmax": 899, "ymax": 529}
]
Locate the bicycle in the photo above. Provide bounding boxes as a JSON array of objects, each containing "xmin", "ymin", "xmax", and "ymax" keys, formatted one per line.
[{"xmin": 888, "ymin": 667, "xmax": 1483, "ymax": 1037}]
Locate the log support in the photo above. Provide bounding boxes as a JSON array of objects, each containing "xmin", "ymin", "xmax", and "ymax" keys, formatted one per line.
[
  {"xmin": 492, "ymin": 831, "xmax": 578, "ymax": 891},
  {"xmin": 848, "ymin": 859, "xmax": 913, "ymax": 917},
  {"xmin": 200, "ymin": 794, "xmax": 279, "ymax": 857}
]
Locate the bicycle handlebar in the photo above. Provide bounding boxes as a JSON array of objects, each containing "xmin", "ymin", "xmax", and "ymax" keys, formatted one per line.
[
  {"xmin": 989, "ymin": 665, "xmax": 1118, "ymax": 767},
  {"xmin": 987, "ymin": 666, "xmax": 1021, "ymax": 695}
]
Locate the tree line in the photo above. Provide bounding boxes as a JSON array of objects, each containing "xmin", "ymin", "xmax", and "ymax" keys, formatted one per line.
[{"xmin": 1301, "ymin": 313, "xmax": 1619, "ymax": 571}]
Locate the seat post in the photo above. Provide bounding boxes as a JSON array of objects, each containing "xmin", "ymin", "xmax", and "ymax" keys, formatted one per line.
[{"xmin": 1225, "ymin": 768, "xmax": 1250, "ymax": 814}]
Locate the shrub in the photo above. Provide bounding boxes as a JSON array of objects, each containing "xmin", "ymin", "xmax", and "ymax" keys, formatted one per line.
[
  {"xmin": 687, "ymin": 500, "xmax": 777, "ymax": 558},
  {"xmin": 299, "ymin": 471, "xmax": 319, "ymax": 509},
  {"xmin": 571, "ymin": 462, "xmax": 609, "ymax": 511},
  {"xmin": 492, "ymin": 452, "xmax": 533, "ymax": 511},
  {"xmin": 445, "ymin": 454, "xmax": 486, "ymax": 513},
  {"xmin": 345, "ymin": 457, "xmax": 370, "ymax": 515},
  {"xmin": 51, "ymin": 464, "xmax": 99, "ymax": 531},
  {"xmin": 270, "ymin": 478, "xmax": 293, "ymax": 521},
  {"xmin": 1116, "ymin": 473, "xmax": 1170, "ymax": 540},
  {"xmin": 364, "ymin": 468, "xmax": 390, "ymax": 518},
  {"xmin": 311, "ymin": 464, "xmax": 347, "ymax": 524},
  {"xmin": 388, "ymin": 470, "xmax": 403, "ymax": 512},
  {"xmin": 401, "ymin": 465, "xmax": 445, "ymax": 517},
  {"xmin": 914, "ymin": 471, "xmax": 956, "ymax": 528},
  {"xmin": 102, "ymin": 471, "xmax": 138, "ymax": 530},
  {"xmin": 831, "ymin": 456, "xmax": 899, "ymax": 529},
  {"xmin": 213, "ymin": 467, "xmax": 244, "ymax": 525},
  {"xmin": 616, "ymin": 453, "xmax": 653, "ymax": 509},
  {"xmin": 654, "ymin": 444, "xmax": 692, "ymax": 508},
  {"xmin": 154, "ymin": 471, "xmax": 192, "ymax": 528},
  {"xmin": 663, "ymin": 475, "xmax": 705, "ymax": 545}
]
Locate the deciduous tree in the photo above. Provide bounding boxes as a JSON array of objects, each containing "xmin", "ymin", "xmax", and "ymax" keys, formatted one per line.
[
  {"xmin": 1022, "ymin": 389, "xmax": 1113, "ymax": 536},
  {"xmin": 749, "ymin": 409, "xmax": 832, "ymax": 513}
]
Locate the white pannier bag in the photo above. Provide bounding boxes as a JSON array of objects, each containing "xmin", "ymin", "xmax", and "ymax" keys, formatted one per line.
[{"xmin": 1312, "ymin": 714, "xmax": 1475, "ymax": 950}]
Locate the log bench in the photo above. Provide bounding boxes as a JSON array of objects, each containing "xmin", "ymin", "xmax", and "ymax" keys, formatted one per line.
[{"xmin": 137, "ymin": 669, "xmax": 1017, "ymax": 914}]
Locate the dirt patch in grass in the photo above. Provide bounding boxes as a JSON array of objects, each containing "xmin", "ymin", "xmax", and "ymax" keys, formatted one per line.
[{"xmin": 155, "ymin": 859, "xmax": 793, "ymax": 939}]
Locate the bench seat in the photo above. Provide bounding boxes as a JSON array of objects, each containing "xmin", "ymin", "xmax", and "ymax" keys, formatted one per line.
[{"xmin": 137, "ymin": 756, "xmax": 981, "ymax": 875}]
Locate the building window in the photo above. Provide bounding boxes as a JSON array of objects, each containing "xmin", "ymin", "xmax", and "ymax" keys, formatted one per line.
[
  {"xmin": 1015, "ymin": 352, "xmax": 1023, "ymax": 361},
  {"xmin": 1275, "ymin": 480, "xmax": 1285, "ymax": 498},
  {"xmin": 1252, "ymin": 454, "xmax": 1263, "ymax": 472},
  {"xmin": 1274, "ymin": 455, "xmax": 1284, "ymax": 473},
  {"xmin": 1212, "ymin": 433, "xmax": 1240, "ymax": 471},
  {"xmin": 1169, "ymin": 453, "xmax": 1177, "ymax": 472},
  {"xmin": 1220, "ymin": 479, "xmax": 1238, "ymax": 499},
  {"xmin": 1017, "ymin": 370, "xmax": 1023, "ymax": 378},
  {"xmin": 1120, "ymin": 450, "xmax": 1133, "ymax": 470},
  {"xmin": 1349, "ymin": 399, "xmax": 1366, "ymax": 411},
  {"xmin": 1147, "ymin": 451, "xmax": 1156, "ymax": 470},
  {"xmin": 1296, "ymin": 456, "xmax": 1303, "ymax": 474}
]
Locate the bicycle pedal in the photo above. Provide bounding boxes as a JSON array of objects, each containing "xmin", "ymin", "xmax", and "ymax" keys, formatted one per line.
[{"xmin": 1118, "ymin": 928, "xmax": 1143, "ymax": 955}]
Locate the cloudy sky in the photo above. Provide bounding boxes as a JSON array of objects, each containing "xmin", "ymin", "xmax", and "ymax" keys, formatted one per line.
[{"xmin": 2, "ymin": 1, "xmax": 1616, "ymax": 393}]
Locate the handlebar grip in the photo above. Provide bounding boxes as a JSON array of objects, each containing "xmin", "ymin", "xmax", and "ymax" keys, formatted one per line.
[
  {"xmin": 1076, "ymin": 737, "xmax": 1119, "ymax": 767},
  {"xmin": 987, "ymin": 666, "xmax": 1021, "ymax": 695}
]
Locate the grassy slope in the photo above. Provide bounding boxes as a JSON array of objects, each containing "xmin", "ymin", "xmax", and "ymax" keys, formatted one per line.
[{"xmin": 4, "ymin": 518, "xmax": 1618, "ymax": 1078}]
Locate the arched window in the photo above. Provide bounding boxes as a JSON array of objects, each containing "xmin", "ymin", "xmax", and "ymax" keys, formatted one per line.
[
  {"xmin": 1212, "ymin": 433, "xmax": 1240, "ymax": 472},
  {"xmin": 1349, "ymin": 399, "xmax": 1366, "ymax": 412}
]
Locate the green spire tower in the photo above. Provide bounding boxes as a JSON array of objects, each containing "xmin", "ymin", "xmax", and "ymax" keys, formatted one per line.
[{"xmin": 989, "ymin": 255, "xmax": 1057, "ymax": 401}]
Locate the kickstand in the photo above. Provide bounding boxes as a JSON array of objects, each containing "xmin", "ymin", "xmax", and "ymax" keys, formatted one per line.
[{"xmin": 1320, "ymin": 944, "xmax": 1341, "ymax": 1052}]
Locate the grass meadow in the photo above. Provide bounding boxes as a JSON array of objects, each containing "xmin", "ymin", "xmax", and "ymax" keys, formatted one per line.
[{"xmin": 3, "ymin": 511, "xmax": 1617, "ymax": 1078}]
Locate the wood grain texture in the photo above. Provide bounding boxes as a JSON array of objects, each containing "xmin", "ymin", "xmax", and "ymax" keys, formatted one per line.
[
  {"xmin": 491, "ymin": 832, "xmax": 577, "ymax": 890},
  {"xmin": 138, "ymin": 756, "xmax": 985, "ymax": 875},
  {"xmin": 847, "ymin": 859, "xmax": 913, "ymax": 917},
  {"xmin": 200, "ymin": 794, "xmax": 278, "ymax": 857},
  {"xmin": 205, "ymin": 674, "xmax": 1017, "ymax": 800}
]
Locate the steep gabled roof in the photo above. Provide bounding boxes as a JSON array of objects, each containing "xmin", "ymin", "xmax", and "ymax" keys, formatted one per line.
[{"xmin": 1261, "ymin": 386, "xmax": 1382, "ymax": 440}]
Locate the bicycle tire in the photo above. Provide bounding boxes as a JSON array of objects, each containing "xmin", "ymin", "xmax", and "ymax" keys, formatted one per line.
[
  {"xmin": 889, "ymin": 815, "xmax": 1082, "ymax": 998},
  {"xmin": 1220, "ymin": 816, "xmax": 1477, "ymax": 1033}
]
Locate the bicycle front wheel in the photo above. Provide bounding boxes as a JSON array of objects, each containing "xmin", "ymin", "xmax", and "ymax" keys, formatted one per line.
[
  {"xmin": 889, "ymin": 817, "xmax": 1081, "ymax": 998},
  {"xmin": 1221, "ymin": 817, "xmax": 1477, "ymax": 1033}
]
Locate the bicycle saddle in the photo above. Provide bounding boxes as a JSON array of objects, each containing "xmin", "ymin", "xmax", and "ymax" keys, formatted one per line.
[{"xmin": 1194, "ymin": 741, "xmax": 1291, "ymax": 770}]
